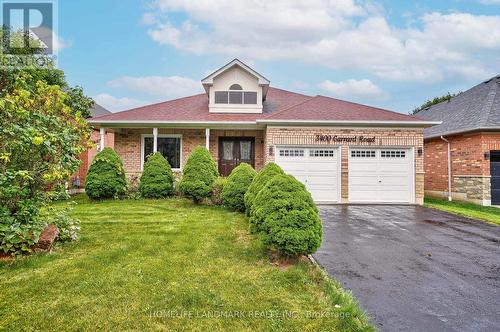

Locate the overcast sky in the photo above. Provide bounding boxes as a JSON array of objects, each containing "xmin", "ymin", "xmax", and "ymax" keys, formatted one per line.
[{"xmin": 57, "ymin": 0, "xmax": 500, "ymax": 114}]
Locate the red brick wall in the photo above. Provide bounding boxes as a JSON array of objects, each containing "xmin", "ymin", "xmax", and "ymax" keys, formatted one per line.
[
  {"xmin": 114, "ymin": 128, "xmax": 205, "ymax": 175},
  {"xmin": 424, "ymin": 132, "xmax": 500, "ymax": 191},
  {"xmin": 424, "ymin": 138, "xmax": 449, "ymax": 191}
]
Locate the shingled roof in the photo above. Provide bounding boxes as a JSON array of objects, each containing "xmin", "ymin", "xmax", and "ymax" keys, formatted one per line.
[
  {"xmin": 90, "ymin": 87, "xmax": 432, "ymax": 126},
  {"xmin": 417, "ymin": 75, "xmax": 500, "ymax": 139}
]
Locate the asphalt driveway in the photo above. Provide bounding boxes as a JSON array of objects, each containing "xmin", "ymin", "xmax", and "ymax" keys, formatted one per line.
[{"xmin": 313, "ymin": 205, "xmax": 500, "ymax": 332}]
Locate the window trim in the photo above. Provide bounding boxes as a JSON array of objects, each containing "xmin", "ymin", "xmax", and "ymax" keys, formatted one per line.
[{"xmin": 141, "ymin": 134, "xmax": 183, "ymax": 171}]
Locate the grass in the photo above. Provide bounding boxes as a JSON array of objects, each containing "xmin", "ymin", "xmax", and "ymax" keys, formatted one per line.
[
  {"xmin": 0, "ymin": 196, "xmax": 373, "ymax": 331},
  {"xmin": 425, "ymin": 197, "xmax": 500, "ymax": 226}
]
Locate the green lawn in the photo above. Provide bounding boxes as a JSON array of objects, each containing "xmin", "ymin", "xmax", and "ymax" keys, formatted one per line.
[
  {"xmin": 0, "ymin": 197, "xmax": 373, "ymax": 331},
  {"xmin": 425, "ymin": 197, "xmax": 500, "ymax": 226}
]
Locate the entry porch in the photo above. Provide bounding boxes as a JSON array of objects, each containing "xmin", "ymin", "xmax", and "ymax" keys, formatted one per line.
[{"xmin": 97, "ymin": 127, "xmax": 265, "ymax": 177}]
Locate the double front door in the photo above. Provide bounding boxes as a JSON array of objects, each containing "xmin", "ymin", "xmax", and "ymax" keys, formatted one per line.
[{"xmin": 218, "ymin": 137, "xmax": 255, "ymax": 176}]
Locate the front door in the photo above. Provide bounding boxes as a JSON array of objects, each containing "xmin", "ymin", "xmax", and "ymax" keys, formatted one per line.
[
  {"xmin": 218, "ymin": 137, "xmax": 255, "ymax": 176},
  {"xmin": 491, "ymin": 151, "xmax": 500, "ymax": 205}
]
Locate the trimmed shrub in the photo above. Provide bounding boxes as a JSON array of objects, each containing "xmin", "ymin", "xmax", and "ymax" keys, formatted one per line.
[
  {"xmin": 85, "ymin": 148, "xmax": 126, "ymax": 200},
  {"xmin": 212, "ymin": 177, "xmax": 227, "ymax": 205},
  {"xmin": 244, "ymin": 162, "xmax": 284, "ymax": 216},
  {"xmin": 250, "ymin": 173, "xmax": 322, "ymax": 256},
  {"xmin": 222, "ymin": 163, "xmax": 257, "ymax": 212},
  {"xmin": 139, "ymin": 152, "xmax": 174, "ymax": 198},
  {"xmin": 178, "ymin": 147, "xmax": 218, "ymax": 203}
]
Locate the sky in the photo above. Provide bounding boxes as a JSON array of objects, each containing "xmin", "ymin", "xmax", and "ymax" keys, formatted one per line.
[{"xmin": 53, "ymin": 0, "xmax": 500, "ymax": 114}]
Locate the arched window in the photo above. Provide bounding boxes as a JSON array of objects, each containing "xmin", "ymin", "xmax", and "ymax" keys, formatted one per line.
[{"xmin": 229, "ymin": 84, "xmax": 243, "ymax": 90}]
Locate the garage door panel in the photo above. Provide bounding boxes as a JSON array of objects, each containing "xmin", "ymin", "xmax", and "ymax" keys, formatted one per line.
[
  {"xmin": 276, "ymin": 147, "xmax": 339, "ymax": 203},
  {"xmin": 349, "ymin": 148, "xmax": 413, "ymax": 203}
]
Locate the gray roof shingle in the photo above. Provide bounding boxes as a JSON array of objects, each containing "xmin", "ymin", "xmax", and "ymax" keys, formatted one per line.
[
  {"xmin": 417, "ymin": 75, "xmax": 500, "ymax": 139},
  {"xmin": 90, "ymin": 103, "xmax": 111, "ymax": 117}
]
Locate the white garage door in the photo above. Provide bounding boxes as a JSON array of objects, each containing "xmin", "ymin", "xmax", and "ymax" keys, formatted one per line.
[
  {"xmin": 275, "ymin": 147, "xmax": 340, "ymax": 203},
  {"xmin": 349, "ymin": 148, "xmax": 414, "ymax": 203}
]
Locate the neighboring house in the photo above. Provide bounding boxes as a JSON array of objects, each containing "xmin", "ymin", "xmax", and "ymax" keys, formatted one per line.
[
  {"xmin": 89, "ymin": 59, "xmax": 438, "ymax": 204},
  {"xmin": 74, "ymin": 103, "xmax": 114, "ymax": 186},
  {"xmin": 418, "ymin": 75, "xmax": 500, "ymax": 206}
]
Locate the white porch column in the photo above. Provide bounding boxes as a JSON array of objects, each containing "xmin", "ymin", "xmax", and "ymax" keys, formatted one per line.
[
  {"xmin": 99, "ymin": 127, "xmax": 105, "ymax": 151},
  {"xmin": 205, "ymin": 128, "xmax": 210, "ymax": 150},
  {"xmin": 153, "ymin": 128, "xmax": 158, "ymax": 153}
]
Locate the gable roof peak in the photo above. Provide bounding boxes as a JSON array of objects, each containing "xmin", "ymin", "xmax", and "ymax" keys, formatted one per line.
[{"xmin": 201, "ymin": 58, "xmax": 270, "ymax": 86}]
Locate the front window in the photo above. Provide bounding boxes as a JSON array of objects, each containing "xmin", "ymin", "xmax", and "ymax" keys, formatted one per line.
[{"xmin": 143, "ymin": 136, "xmax": 181, "ymax": 169}]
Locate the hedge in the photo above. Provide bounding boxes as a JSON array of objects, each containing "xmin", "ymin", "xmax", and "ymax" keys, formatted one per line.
[
  {"xmin": 139, "ymin": 152, "xmax": 174, "ymax": 198},
  {"xmin": 178, "ymin": 147, "xmax": 218, "ymax": 203},
  {"xmin": 250, "ymin": 173, "xmax": 322, "ymax": 256},
  {"xmin": 244, "ymin": 162, "xmax": 284, "ymax": 217},
  {"xmin": 85, "ymin": 148, "xmax": 126, "ymax": 200},
  {"xmin": 221, "ymin": 163, "xmax": 256, "ymax": 212}
]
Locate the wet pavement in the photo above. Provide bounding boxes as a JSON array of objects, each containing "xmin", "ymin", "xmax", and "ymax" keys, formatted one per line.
[{"xmin": 313, "ymin": 205, "xmax": 500, "ymax": 332}]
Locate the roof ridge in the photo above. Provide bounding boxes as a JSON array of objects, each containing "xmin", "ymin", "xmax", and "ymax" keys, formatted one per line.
[
  {"xmin": 267, "ymin": 86, "xmax": 311, "ymax": 98},
  {"xmin": 264, "ymin": 95, "xmax": 318, "ymax": 119}
]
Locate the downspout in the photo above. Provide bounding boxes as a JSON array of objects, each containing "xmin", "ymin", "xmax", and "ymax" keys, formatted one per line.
[{"xmin": 440, "ymin": 136, "xmax": 452, "ymax": 201}]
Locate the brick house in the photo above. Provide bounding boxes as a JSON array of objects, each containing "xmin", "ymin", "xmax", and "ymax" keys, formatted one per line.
[
  {"xmin": 418, "ymin": 75, "xmax": 500, "ymax": 206},
  {"xmin": 89, "ymin": 59, "xmax": 438, "ymax": 205}
]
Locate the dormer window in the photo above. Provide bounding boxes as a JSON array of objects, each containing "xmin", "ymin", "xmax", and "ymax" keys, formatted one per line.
[{"xmin": 214, "ymin": 84, "xmax": 258, "ymax": 105}]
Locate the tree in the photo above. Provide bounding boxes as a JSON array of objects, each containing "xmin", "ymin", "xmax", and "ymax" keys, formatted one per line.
[
  {"xmin": 178, "ymin": 147, "xmax": 218, "ymax": 204},
  {"xmin": 139, "ymin": 152, "xmax": 174, "ymax": 198},
  {"xmin": 412, "ymin": 92, "xmax": 459, "ymax": 114},
  {"xmin": 0, "ymin": 75, "xmax": 92, "ymax": 254},
  {"xmin": 0, "ymin": 27, "xmax": 94, "ymax": 118}
]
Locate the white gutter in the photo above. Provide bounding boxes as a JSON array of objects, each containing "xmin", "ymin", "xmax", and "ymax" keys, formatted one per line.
[
  {"xmin": 89, "ymin": 119, "xmax": 441, "ymax": 128},
  {"xmin": 256, "ymin": 119, "xmax": 442, "ymax": 127},
  {"xmin": 440, "ymin": 136, "xmax": 452, "ymax": 201}
]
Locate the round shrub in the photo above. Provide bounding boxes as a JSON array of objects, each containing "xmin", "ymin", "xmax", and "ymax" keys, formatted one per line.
[
  {"xmin": 85, "ymin": 148, "xmax": 126, "ymax": 200},
  {"xmin": 139, "ymin": 152, "xmax": 174, "ymax": 198},
  {"xmin": 250, "ymin": 173, "xmax": 322, "ymax": 256},
  {"xmin": 244, "ymin": 162, "xmax": 284, "ymax": 216},
  {"xmin": 221, "ymin": 163, "xmax": 257, "ymax": 212},
  {"xmin": 212, "ymin": 177, "xmax": 227, "ymax": 206},
  {"xmin": 178, "ymin": 147, "xmax": 218, "ymax": 203}
]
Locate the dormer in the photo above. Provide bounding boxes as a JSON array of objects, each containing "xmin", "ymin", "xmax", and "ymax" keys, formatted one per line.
[{"xmin": 201, "ymin": 59, "xmax": 270, "ymax": 114}]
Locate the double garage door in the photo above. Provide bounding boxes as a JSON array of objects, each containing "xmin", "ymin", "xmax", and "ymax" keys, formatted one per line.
[{"xmin": 275, "ymin": 147, "xmax": 414, "ymax": 204}]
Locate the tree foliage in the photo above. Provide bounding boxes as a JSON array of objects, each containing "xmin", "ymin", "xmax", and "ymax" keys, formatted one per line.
[
  {"xmin": 412, "ymin": 92, "xmax": 459, "ymax": 114},
  {"xmin": 221, "ymin": 163, "xmax": 256, "ymax": 212},
  {"xmin": 0, "ymin": 75, "xmax": 92, "ymax": 254},
  {"xmin": 139, "ymin": 152, "xmax": 174, "ymax": 198},
  {"xmin": 85, "ymin": 148, "xmax": 127, "ymax": 200},
  {"xmin": 0, "ymin": 27, "xmax": 94, "ymax": 118},
  {"xmin": 178, "ymin": 147, "xmax": 218, "ymax": 203}
]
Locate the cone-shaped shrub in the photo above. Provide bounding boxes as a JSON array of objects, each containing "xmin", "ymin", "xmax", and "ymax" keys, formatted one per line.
[
  {"xmin": 244, "ymin": 162, "xmax": 284, "ymax": 216},
  {"xmin": 178, "ymin": 147, "xmax": 218, "ymax": 203},
  {"xmin": 139, "ymin": 152, "xmax": 174, "ymax": 198},
  {"xmin": 250, "ymin": 173, "xmax": 322, "ymax": 256},
  {"xmin": 85, "ymin": 148, "xmax": 126, "ymax": 200},
  {"xmin": 221, "ymin": 163, "xmax": 257, "ymax": 212}
]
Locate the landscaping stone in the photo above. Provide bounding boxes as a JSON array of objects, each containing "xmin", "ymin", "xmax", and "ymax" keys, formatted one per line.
[{"xmin": 35, "ymin": 224, "xmax": 59, "ymax": 252}]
